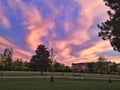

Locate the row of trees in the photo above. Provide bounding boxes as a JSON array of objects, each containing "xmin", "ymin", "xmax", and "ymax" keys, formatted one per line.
[
  {"xmin": 0, "ymin": 48, "xmax": 29, "ymax": 71},
  {"xmin": 88, "ymin": 56, "xmax": 120, "ymax": 74},
  {"xmin": 0, "ymin": 45, "xmax": 71, "ymax": 73},
  {"xmin": 0, "ymin": 45, "xmax": 119, "ymax": 74}
]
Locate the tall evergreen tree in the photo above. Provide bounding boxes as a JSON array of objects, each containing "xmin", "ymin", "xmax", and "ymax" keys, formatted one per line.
[
  {"xmin": 98, "ymin": 0, "xmax": 120, "ymax": 52},
  {"xmin": 29, "ymin": 44, "xmax": 52, "ymax": 74}
]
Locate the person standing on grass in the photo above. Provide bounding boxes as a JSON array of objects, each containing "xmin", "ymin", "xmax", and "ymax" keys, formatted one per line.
[{"xmin": 109, "ymin": 78, "xmax": 112, "ymax": 83}]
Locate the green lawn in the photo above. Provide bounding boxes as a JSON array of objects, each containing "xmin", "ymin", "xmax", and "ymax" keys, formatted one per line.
[
  {"xmin": 0, "ymin": 78, "xmax": 120, "ymax": 90},
  {"xmin": 80, "ymin": 73, "xmax": 120, "ymax": 79},
  {"xmin": 0, "ymin": 71, "xmax": 120, "ymax": 79},
  {"xmin": 0, "ymin": 71, "xmax": 72, "ymax": 76}
]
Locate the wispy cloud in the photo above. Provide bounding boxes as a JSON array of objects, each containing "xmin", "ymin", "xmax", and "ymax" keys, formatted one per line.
[
  {"xmin": 0, "ymin": 0, "xmax": 119, "ymax": 66},
  {"xmin": 0, "ymin": 2, "xmax": 10, "ymax": 29},
  {"xmin": 0, "ymin": 36, "xmax": 31, "ymax": 61},
  {"xmin": 0, "ymin": 37, "xmax": 14, "ymax": 47}
]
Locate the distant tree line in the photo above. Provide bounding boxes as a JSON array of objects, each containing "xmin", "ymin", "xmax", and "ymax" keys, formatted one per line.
[
  {"xmin": 72, "ymin": 56, "xmax": 120, "ymax": 74},
  {"xmin": 0, "ymin": 45, "xmax": 71, "ymax": 72},
  {"xmin": 0, "ymin": 48, "xmax": 29, "ymax": 71},
  {"xmin": 1, "ymin": 45, "xmax": 119, "ymax": 74},
  {"xmin": 88, "ymin": 56, "xmax": 120, "ymax": 74}
]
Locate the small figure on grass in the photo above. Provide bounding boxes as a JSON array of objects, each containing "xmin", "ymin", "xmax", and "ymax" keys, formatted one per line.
[
  {"xmin": 50, "ymin": 76, "xmax": 54, "ymax": 82},
  {"xmin": 109, "ymin": 78, "xmax": 112, "ymax": 83},
  {"xmin": 0, "ymin": 72, "xmax": 3, "ymax": 76}
]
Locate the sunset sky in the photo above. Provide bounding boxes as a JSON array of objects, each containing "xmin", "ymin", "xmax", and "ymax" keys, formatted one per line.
[{"xmin": 0, "ymin": 0, "xmax": 120, "ymax": 66}]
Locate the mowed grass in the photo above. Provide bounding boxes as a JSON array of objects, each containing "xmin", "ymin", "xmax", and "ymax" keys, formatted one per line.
[
  {"xmin": 0, "ymin": 78, "xmax": 120, "ymax": 90},
  {"xmin": 0, "ymin": 71, "xmax": 72, "ymax": 77},
  {"xmin": 1, "ymin": 71, "xmax": 120, "ymax": 79}
]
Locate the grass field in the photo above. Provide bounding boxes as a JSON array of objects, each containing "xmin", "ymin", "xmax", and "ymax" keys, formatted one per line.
[
  {"xmin": 0, "ymin": 71, "xmax": 120, "ymax": 79},
  {"xmin": 0, "ymin": 71, "xmax": 120, "ymax": 90},
  {"xmin": 0, "ymin": 78, "xmax": 120, "ymax": 90}
]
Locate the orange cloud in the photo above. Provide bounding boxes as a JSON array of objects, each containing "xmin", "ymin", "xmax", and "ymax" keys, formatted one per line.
[{"xmin": 79, "ymin": 40, "xmax": 112, "ymax": 62}]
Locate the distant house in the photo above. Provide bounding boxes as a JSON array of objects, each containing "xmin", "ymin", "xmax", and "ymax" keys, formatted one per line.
[
  {"xmin": 72, "ymin": 63, "xmax": 88, "ymax": 72},
  {"xmin": 106, "ymin": 61, "xmax": 115, "ymax": 66},
  {"xmin": 72, "ymin": 62, "xmax": 120, "ymax": 73}
]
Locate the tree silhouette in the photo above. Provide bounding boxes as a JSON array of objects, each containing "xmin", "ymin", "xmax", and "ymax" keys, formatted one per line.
[
  {"xmin": 29, "ymin": 44, "xmax": 52, "ymax": 74},
  {"xmin": 98, "ymin": 0, "xmax": 120, "ymax": 52},
  {"xmin": 0, "ymin": 48, "xmax": 13, "ymax": 70}
]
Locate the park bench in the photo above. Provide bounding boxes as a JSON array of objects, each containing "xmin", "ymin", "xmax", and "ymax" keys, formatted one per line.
[{"xmin": 72, "ymin": 73, "xmax": 81, "ymax": 79}]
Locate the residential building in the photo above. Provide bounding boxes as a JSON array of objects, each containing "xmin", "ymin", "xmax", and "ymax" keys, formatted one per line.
[{"xmin": 72, "ymin": 63, "xmax": 88, "ymax": 72}]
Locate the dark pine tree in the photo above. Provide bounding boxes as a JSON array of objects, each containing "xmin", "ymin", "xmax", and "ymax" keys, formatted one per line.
[
  {"xmin": 98, "ymin": 0, "xmax": 120, "ymax": 52},
  {"xmin": 29, "ymin": 44, "xmax": 52, "ymax": 74}
]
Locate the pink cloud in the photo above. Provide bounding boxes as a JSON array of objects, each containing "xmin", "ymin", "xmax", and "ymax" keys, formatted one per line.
[
  {"xmin": 1, "ymin": 0, "xmax": 119, "ymax": 66},
  {"xmin": 76, "ymin": 0, "xmax": 109, "ymax": 36},
  {"xmin": 0, "ymin": 37, "xmax": 15, "ymax": 47},
  {"xmin": 0, "ymin": 36, "xmax": 32, "ymax": 61},
  {"xmin": 12, "ymin": 48, "xmax": 32, "ymax": 62},
  {"xmin": 0, "ymin": 4, "xmax": 10, "ymax": 29},
  {"xmin": 8, "ymin": 0, "xmax": 54, "ymax": 50},
  {"xmin": 49, "ymin": 0, "xmax": 112, "ymax": 66}
]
